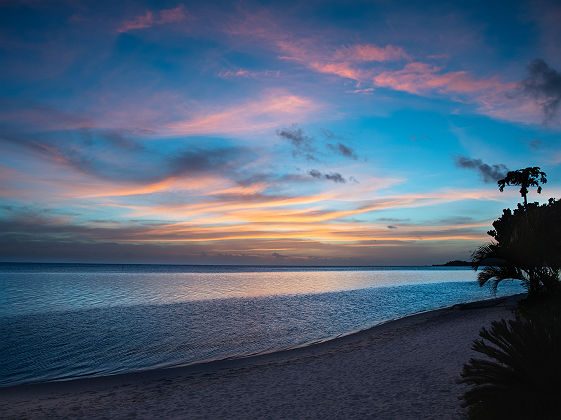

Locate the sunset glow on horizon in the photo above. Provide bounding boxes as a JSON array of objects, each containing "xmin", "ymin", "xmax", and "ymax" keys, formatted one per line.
[{"xmin": 1, "ymin": 0, "xmax": 560, "ymax": 265}]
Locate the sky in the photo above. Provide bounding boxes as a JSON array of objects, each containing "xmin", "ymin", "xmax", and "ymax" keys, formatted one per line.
[{"xmin": 1, "ymin": 0, "xmax": 561, "ymax": 265}]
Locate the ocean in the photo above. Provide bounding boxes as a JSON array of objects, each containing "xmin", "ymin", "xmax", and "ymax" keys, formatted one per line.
[{"xmin": 0, "ymin": 263, "xmax": 524, "ymax": 387}]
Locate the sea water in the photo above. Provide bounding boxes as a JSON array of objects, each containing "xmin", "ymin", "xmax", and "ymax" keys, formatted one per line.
[{"xmin": 0, "ymin": 263, "xmax": 524, "ymax": 386}]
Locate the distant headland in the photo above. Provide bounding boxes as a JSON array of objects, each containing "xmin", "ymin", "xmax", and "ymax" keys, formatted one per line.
[{"xmin": 433, "ymin": 260, "xmax": 471, "ymax": 267}]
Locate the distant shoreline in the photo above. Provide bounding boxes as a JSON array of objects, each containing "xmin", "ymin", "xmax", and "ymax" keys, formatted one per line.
[{"xmin": 432, "ymin": 260, "xmax": 472, "ymax": 267}]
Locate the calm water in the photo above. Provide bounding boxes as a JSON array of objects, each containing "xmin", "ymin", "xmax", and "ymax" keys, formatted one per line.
[{"xmin": 0, "ymin": 263, "xmax": 524, "ymax": 387}]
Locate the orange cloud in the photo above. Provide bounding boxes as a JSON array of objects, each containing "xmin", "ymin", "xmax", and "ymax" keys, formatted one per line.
[
  {"xmin": 118, "ymin": 220, "xmax": 487, "ymax": 244},
  {"xmin": 101, "ymin": 179, "xmax": 504, "ymax": 227}
]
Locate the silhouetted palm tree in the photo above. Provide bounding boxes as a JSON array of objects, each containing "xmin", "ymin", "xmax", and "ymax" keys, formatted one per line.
[{"xmin": 497, "ymin": 167, "xmax": 547, "ymax": 207}]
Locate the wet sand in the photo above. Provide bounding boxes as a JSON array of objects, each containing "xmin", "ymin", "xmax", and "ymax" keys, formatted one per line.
[{"xmin": 0, "ymin": 294, "xmax": 522, "ymax": 419}]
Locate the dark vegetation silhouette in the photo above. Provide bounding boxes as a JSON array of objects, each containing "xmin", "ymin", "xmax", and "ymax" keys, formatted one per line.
[
  {"xmin": 497, "ymin": 166, "xmax": 547, "ymax": 207},
  {"xmin": 472, "ymin": 199, "xmax": 561, "ymax": 296},
  {"xmin": 472, "ymin": 167, "xmax": 559, "ymax": 297},
  {"xmin": 459, "ymin": 300, "xmax": 561, "ymax": 420},
  {"xmin": 461, "ymin": 167, "xmax": 561, "ymax": 419}
]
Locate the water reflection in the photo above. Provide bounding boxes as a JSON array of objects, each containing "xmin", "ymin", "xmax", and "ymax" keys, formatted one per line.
[
  {"xmin": 0, "ymin": 280, "xmax": 523, "ymax": 386},
  {"xmin": 1, "ymin": 269, "xmax": 478, "ymax": 317}
]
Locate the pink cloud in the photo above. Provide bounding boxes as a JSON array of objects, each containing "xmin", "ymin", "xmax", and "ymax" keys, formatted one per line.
[
  {"xmin": 277, "ymin": 41, "xmax": 407, "ymax": 68},
  {"xmin": 308, "ymin": 62, "xmax": 366, "ymax": 81},
  {"xmin": 333, "ymin": 44, "xmax": 410, "ymax": 62},
  {"xmin": 370, "ymin": 62, "xmax": 558, "ymax": 126},
  {"xmin": 219, "ymin": 7, "xmax": 553, "ymax": 126},
  {"xmin": 118, "ymin": 5, "xmax": 188, "ymax": 33},
  {"xmin": 475, "ymin": 91, "xmax": 550, "ymax": 126},
  {"xmin": 165, "ymin": 91, "xmax": 321, "ymax": 136},
  {"xmin": 118, "ymin": 11, "xmax": 154, "ymax": 32},
  {"xmin": 159, "ymin": 5, "xmax": 188, "ymax": 24},
  {"xmin": 276, "ymin": 40, "xmax": 408, "ymax": 83},
  {"xmin": 373, "ymin": 62, "xmax": 512, "ymax": 95},
  {"xmin": 225, "ymin": 18, "xmax": 543, "ymax": 125}
]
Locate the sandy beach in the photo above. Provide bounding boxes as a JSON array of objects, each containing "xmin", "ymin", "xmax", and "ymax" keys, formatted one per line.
[{"xmin": 0, "ymin": 294, "xmax": 522, "ymax": 419}]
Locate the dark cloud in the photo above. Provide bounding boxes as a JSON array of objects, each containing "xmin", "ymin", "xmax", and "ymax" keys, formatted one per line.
[
  {"xmin": 169, "ymin": 147, "xmax": 245, "ymax": 177},
  {"xmin": 387, "ymin": 225, "xmax": 398, "ymax": 229},
  {"xmin": 519, "ymin": 137, "xmax": 544, "ymax": 150},
  {"xmin": 454, "ymin": 156, "xmax": 508, "ymax": 183},
  {"xmin": 278, "ymin": 127, "xmax": 359, "ymax": 162},
  {"xmin": 529, "ymin": 138, "xmax": 543, "ymax": 150},
  {"xmin": 308, "ymin": 169, "xmax": 323, "ymax": 179},
  {"xmin": 521, "ymin": 59, "xmax": 561, "ymax": 123},
  {"xmin": 308, "ymin": 169, "xmax": 346, "ymax": 183},
  {"xmin": 327, "ymin": 142, "xmax": 358, "ymax": 160},
  {"xmin": 324, "ymin": 172, "xmax": 346, "ymax": 183},
  {"xmin": 0, "ymin": 127, "xmax": 248, "ymax": 184},
  {"xmin": 277, "ymin": 125, "xmax": 317, "ymax": 160},
  {"xmin": 277, "ymin": 126, "xmax": 312, "ymax": 148},
  {"xmin": 322, "ymin": 129, "xmax": 359, "ymax": 160}
]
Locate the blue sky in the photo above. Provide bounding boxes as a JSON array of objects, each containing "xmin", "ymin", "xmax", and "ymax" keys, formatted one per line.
[{"xmin": 1, "ymin": 0, "xmax": 560, "ymax": 264}]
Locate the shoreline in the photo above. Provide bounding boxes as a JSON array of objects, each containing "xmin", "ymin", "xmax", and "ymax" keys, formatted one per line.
[
  {"xmin": 1, "ymin": 293, "xmax": 519, "ymax": 392},
  {"xmin": 1, "ymin": 293, "xmax": 524, "ymax": 418}
]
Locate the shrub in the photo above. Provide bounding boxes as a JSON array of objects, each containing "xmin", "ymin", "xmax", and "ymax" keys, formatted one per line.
[
  {"xmin": 459, "ymin": 298, "xmax": 561, "ymax": 419},
  {"xmin": 472, "ymin": 198, "xmax": 561, "ymax": 297}
]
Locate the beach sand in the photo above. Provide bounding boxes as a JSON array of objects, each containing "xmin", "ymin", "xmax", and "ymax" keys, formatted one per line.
[{"xmin": 0, "ymin": 294, "xmax": 522, "ymax": 419}]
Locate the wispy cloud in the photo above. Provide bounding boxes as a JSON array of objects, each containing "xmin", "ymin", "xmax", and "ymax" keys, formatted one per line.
[
  {"xmin": 117, "ymin": 5, "xmax": 188, "ymax": 33},
  {"xmin": 222, "ymin": 13, "xmax": 556, "ymax": 127},
  {"xmin": 276, "ymin": 40, "xmax": 408, "ymax": 83},
  {"xmin": 332, "ymin": 44, "xmax": 411, "ymax": 62},
  {"xmin": 165, "ymin": 92, "xmax": 320, "ymax": 136},
  {"xmin": 217, "ymin": 69, "xmax": 281, "ymax": 79},
  {"xmin": 373, "ymin": 62, "xmax": 511, "ymax": 95}
]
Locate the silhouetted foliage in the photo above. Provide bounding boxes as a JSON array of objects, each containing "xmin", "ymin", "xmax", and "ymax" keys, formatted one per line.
[
  {"xmin": 460, "ymin": 298, "xmax": 561, "ymax": 419},
  {"xmin": 463, "ymin": 167, "xmax": 561, "ymax": 418},
  {"xmin": 497, "ymin": 167, "xmax": 547, "ymax": 207},
  {"xmin": 472, "ymin": 199, "xmax": 561, "ymax": 296}
]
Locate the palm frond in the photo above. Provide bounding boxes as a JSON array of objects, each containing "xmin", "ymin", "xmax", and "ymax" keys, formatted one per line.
[{"xmin": 460, "ymin": 303, "xmax": 561, "ymax": 419}]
